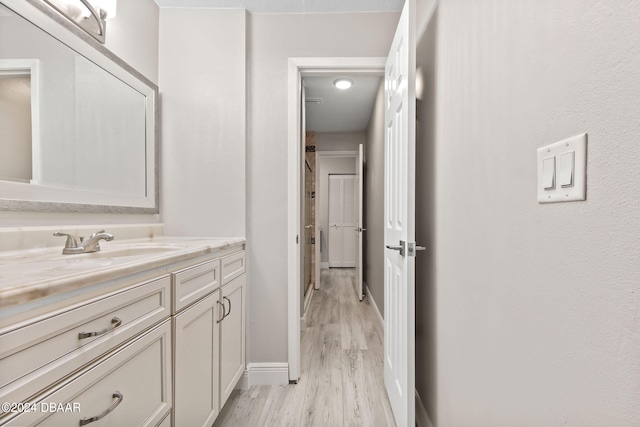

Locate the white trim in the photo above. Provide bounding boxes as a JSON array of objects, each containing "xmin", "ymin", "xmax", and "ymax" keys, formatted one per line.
[
  {"xmin": 416, "ymin": 389, "xmax": 435, "ymax": 427},
  {"xmin": 316, "ymin": 150, "xmax": 358, "ymax": 156},
  {"xmin": 365, "ymin": 283, "xmax": 384, "ymax": 329},
  {"xmin": 239, "ymin": 363, "xmax": 290, "ymax": 388},
  {"xmin": 303, "ymin": 282, "xmax": 314, "ymax": 313},
  {"xmin": 301, "ymin": 283, "xmax": 314, "ymax": 331},
  {"xmin": 320, "ymin": 262, "xmax": 330, "ymax": 270},
  {"xmin": 236, "ymin": 369, "xmax": 250, "ymax": 390},
  {"xmin": 288, "ymin": 57, "xmax": 386, "ymax": 383}
]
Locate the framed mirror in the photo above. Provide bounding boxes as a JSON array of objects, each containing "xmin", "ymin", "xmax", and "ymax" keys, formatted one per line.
[{"xmin": 0, "ymin": 0, "xmax": 159, "ymax": 213}]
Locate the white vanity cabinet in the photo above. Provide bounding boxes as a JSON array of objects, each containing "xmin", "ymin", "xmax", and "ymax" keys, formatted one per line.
[
  {"xmin": 173, "ymin": 251, "xmax": 246, "ymax": 426},
  {"xmin": 0, "ymin": 236, "xmax": 246, "ymax": 427}
]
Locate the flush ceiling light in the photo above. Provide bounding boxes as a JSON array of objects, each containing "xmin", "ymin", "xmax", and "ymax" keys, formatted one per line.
[
  {"xmin": 333, "ymin": 78, "xmax": 354, "ymax": 90},
  {"xmin": 43, "ymin": 0, "xmax": 117, "ymax": 44}
]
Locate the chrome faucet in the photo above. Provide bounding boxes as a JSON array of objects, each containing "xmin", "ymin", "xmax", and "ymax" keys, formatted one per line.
[{"xmin": 53, "ymin": 230, "xmax": 114, "ymax": 254}]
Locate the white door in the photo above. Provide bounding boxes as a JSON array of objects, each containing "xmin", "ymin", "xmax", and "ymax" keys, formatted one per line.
[
  {"xmin": 384, "ymin": 0, "xmax": 416, "ymax": 426},
  {"xmin": 355, "ymin": 144, "xmax": 364, "ymax": 300},
  {"xmin": 328, "ymin": 174, "xmax": 356, "ymax": 268}
]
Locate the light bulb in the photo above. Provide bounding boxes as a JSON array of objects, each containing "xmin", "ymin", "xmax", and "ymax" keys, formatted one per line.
[{"xmin": 333, "ymin": 78, "xmax": 353, "ymax": 90}]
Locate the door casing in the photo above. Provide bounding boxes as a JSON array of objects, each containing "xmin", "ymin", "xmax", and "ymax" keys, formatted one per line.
[{"xmin": 287, "ymin": 57, "xmax": 385, "ymax": 382}]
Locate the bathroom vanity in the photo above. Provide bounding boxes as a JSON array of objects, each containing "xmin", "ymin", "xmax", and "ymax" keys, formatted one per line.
[{"xmin": 0, "ymin": 225, "xmax": 246, "ymax": 427}]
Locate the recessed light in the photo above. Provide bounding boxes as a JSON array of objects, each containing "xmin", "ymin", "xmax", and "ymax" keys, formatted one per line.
[{"xmin": 333, "ymin": 78, "xmax": 353, "ymax": 90}]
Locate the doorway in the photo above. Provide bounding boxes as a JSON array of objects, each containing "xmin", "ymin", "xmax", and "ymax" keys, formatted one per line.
[{"xmin": 287, "ymin": 57, "xmax": 386, "ymax": 383}]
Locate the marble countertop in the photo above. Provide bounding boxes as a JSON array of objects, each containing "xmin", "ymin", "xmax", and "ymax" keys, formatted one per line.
[{"xmin": 0, "ymin": 236, "xmax": 245, "ymax": 309}]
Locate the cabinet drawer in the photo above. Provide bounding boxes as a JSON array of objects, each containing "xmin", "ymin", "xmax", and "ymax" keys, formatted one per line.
[
  {"xmin": 172, "ymin": 258, "xmax": 220, "ymax": 313},
  {"xmin": 4, "ymin": 321, "xmax": 172, "ymax": 427},
  {"xmin": 221, "ymin": 251, "xmax": 245, "ymax": 286},
  {"xmin": 0, "ymin": 276, "xmax": 170, "ymax": 406}
]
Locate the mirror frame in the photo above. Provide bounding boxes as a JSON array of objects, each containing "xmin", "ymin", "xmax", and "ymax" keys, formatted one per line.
[{"xmin": 0, "ymin": 0, "xmax": 159, "ymax": 214}]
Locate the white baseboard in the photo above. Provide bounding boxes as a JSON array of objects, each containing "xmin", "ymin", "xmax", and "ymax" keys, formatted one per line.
[
  {"xmin": 301, "ymin": 284, "xmax": 315, "ymax": 332},
  {"xmin": 365, "ymin": 284, "xmax": 384, "ymax": 329},
  {"xmin": 236, "ymin": 363, "xmax": 290, "ymax": 389},
  {"xmin": 320, "ymin": 262, "xmax": 329, "ymax": 269},
  {"xmin": 236, "ymin": 369, "xmax": 250, "ymax": 390},
  {"xmin": 416, "ymin": 389, "xmax": 435, "ymax": 427}
]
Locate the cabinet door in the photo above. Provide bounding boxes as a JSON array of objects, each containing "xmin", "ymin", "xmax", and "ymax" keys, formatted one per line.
[
  {"xmin": 7, "ymin": 321, "xmax": 172, "ymax": 427},
  {"xmin": 173, "ymin": 292, "xmax": 220, "ymax": 427},
  {"xmin": 219, "ymin": 275, "xmax": 246, "ymax": 408}
]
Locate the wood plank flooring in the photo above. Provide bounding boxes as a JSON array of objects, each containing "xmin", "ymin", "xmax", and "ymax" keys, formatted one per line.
[{"xmin": 214, "ymin": 268, "xmax": 397, "ymax": 427}]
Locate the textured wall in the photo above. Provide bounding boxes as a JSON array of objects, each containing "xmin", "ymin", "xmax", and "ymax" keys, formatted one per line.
[{"xmin": 428, "ymin": 0, "xmax": 640, "ymax": 425}]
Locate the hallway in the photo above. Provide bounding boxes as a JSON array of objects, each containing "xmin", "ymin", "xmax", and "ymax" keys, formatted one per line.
[{"xmin": 214, "ymin": 269, "xmax": 396, "ymax": 426}]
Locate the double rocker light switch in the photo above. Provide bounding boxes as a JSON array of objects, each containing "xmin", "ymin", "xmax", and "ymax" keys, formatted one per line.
[
  {"xmin": 537, "ymin": 133, "xmax": 587, "ymax": 203},
  {"xmin": 542, "ymin": 157, "xmax": 556, "ymax": 190},
  {"xmin": 558, "ymin": 151, "xmax": 575, "ymax": 187}
]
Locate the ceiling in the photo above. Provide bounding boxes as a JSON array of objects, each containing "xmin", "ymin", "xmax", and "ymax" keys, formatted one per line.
[
  {"xmin": 304, "ymin": 75, "xmax": 381, "ymax": 133},
  {"xmin": 153, "ymin": 0, "xmax": 404, "ymax": 13}
]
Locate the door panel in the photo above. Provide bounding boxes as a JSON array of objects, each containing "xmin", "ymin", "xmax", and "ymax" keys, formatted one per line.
[
  {"xmin": 328, "ymin": 174, "xmax": 356, "ymax": 268},
  {"xmin": 356, "ymin": 144, "xmax": 364, "ymax": 300},
  {"xmin": 383, "ymin": 0, "xmax": 416, "ymax": 426}
]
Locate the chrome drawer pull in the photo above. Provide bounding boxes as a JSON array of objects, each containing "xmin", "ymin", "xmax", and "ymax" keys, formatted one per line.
[
  {"xmin": 79, "ymin": 391, "xmax": 123, "ymax": 426},
  {"xmin": 223, "ymin": 296, "xmax": 232, "ymax": 318},
  {"xmin": 216, "ymin": 301, "xmax": 225, "ymax": 323},
  {"xmin": 78, "ymin": 317, "xmax": 122, "ymax": 339}
]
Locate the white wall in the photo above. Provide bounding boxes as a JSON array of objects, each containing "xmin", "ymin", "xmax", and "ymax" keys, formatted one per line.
[
  {"xmin": 106, "ymin": 0, "xmax": 160, "ymax": 84},
  {"xmin": 426, "ymin": 0, "xmax": 640, "ymax": 425},
  {"xmin": 317, "ymin": 155, "xmax": 356, "ymax": 264},
  {"xmin": 158, "ymin": 8, "xmax": 246, "ymax": 238},
  {"xmin": 364, "ymin": 81, "xmax": 385, "ymax": 317},
  {"xmin": 0, "ymin": 0, "xmax": 160, "ymax": 227},
  {"xmin": 316, "ymin": 132, "xmax": 363, "ymax": 152},
  {"xmin": 247, "ymin": 11, "xmax": 399, "ymax": 364}
]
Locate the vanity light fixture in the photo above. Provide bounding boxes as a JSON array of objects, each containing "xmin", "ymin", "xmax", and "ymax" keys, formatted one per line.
[
  {"xmin": 42, "ymin": 0, "xmax": 117, "ymax": 44},
  {"xmin": 333, "ymin": 78, "xmax": 354, "ymax": 90}
]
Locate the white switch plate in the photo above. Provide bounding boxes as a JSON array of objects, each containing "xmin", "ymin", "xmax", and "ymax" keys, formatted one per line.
[{"xmin": 537, "ymin": 133, "xmax": 587, "ymax": 203}]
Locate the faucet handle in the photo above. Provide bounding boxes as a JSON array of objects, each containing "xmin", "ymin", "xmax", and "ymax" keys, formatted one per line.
[{"xmin": 53, "ymin": 232, "xmax": 79, "ymax": 249}]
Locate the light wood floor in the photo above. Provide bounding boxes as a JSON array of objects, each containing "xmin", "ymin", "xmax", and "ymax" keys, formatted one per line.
[{"xmin": 213, "ymin": 268, "xmax": 397, "ymax": 427}]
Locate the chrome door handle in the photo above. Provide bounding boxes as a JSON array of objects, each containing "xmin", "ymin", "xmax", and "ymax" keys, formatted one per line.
[
  {"xmin": 304, "ymin": 225, "xmax": 312, "ymax": 229},
  {"xmin": 407, "ymin": 242, "xmax": 427, "ymax": 256},
  {"xmin": 79, "ymin": 391, "xmax": 123, "ymax": 425},
  {"xmin": 223, "ymin": 296, "xmax": 232, "ymax": 318},
  {"xmin": 386, "ymin": 240, "xmax": 405, "ymax": 256},
  {"xmin": 78, "ymin": 317, "xmax": 122, "ymax": 339},
  {"xmin": 216, "ymin": 300, "xmax": 226, "ymax": 323}
]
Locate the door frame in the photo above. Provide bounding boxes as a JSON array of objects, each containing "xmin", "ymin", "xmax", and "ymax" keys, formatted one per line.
[
  {"xmin": 287, "ymin": 57, "xmax": 385, "ymax": 382},
  {"xmin": 316, "ymin": 150, "xmax": 357, "ymax": 281}
]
